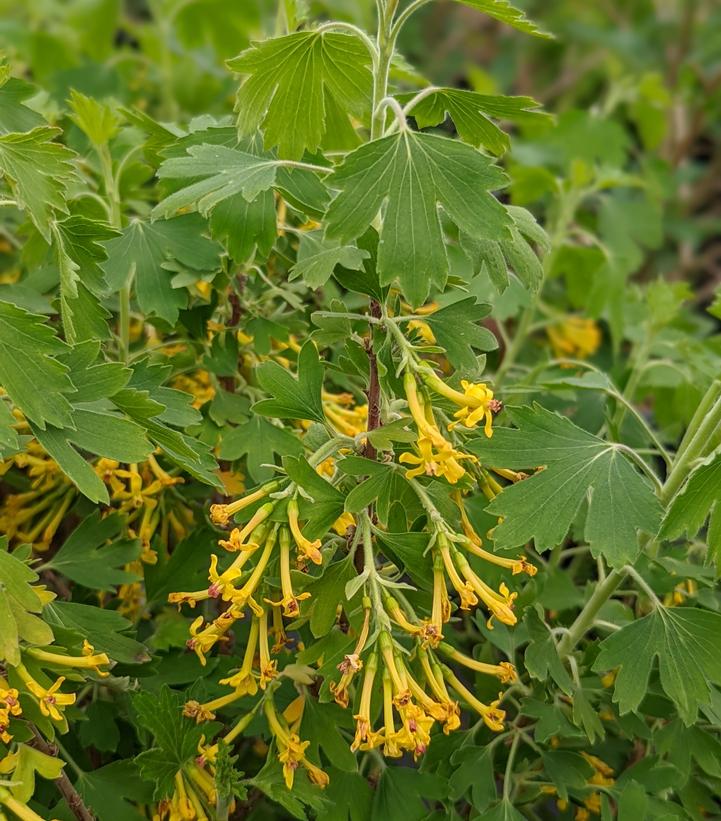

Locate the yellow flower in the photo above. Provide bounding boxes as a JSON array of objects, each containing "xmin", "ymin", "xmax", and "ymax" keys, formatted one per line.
[
  {"xmin": 264, "ymin": 700, "xmax": 327, "ymax": 790},
  {"xmin": 210, "ymin": 482, "xmax": 280, "ymax": 526},
  {"xmin": 454, "ymin": 551, "xmax": 517, "ymax": 628},
  {"xmin": 0, "ymin": 687, "xmax": 22, "ymax": 717},
  {"xmin": 266, "ymin": 527, "xmax": 311, "ymax": 617},
  {"xmin": 399, "ymin": 437, "xmax": 469, "ymax": 484},
  {"xmin": 547, "ymin": 317, "xmax": 601, "ymax": 360},
  {"xmin": 332, "ymin": 511, "xmax": 355, "ymax": 536},
  {"xmin": 422, "ymin": 370, "xmax": 500, "ymax": 437},
  {"xmin": 287, "ymin": 499, "xmax": 322, "ymax": 565},
  {"xmin": 351, "ymin": 653, "xmax": 378, "ymax": 752},
  {"xmin": 219, "ymin": 616, "xmax": 260, "ymax": 696},
  {"xmin": 22, "ymin": 672, "xmax": 76, "ymax": 722},
  {"xmin": 443, "ymin": 667, "xmax": 505, "ymax": 732},
  {"xmin": 330, "ymin": 601, "xmax": 371, "ymax": 708},
  {"xmin": 437, "ymin": 643, "xmax": 517, "ymax": 683}
]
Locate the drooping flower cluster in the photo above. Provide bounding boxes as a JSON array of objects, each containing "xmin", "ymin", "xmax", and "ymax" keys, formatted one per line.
[{"xmin": 168, "ymin": 369, "xmax": 537, "ymax": 796}]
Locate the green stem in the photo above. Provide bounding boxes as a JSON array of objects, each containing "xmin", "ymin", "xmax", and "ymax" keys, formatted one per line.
[
  {"xmin": 662, "ymin": 379, "xmax": 721, "ymax": 503},
  {"xmin": 556, "ymin": 567, "xmax": 624, "ymax": 659},
  {"xmin": 97, "ymin": 142, "xmax": 129, "ymax": 363},
  {"xmin": 503, "ymin": 732, "xmax": 521, "ymax": 801}
]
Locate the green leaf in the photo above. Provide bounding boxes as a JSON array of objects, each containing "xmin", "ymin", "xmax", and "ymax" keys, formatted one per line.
[
  {"xmin": 373, "ymin": 767, "xmax": 447, "ymax": 821},
  {"xmin": 114, "ymin": 392, "xmax": 220, "ymax": 487},
  {"xmin": 468, "ymin": 405, "xmax": 663, "ymax": 565},
  {"xmin": 51, "ymin": 215, "xmax": 118, "ymax": 343},
  {"xmin": 308, "ymin": 559, "xmax": 356, "ymax": 638},
  {"xmin": 134, "ymin": 685, "xmax": 212, "ymax": 800},
  {"xmin": 617, "ymin": 781, "xmax": 649, "ymax": 821},
  {"xmin": 68, "ymin": 88, "xmax": 119, "ymax": 146},
  {"xmin": 454, "ymin": 0, "xmax": 552, "ymax": 37},
  {"xmin": 0, "ymin": 300, "xmax": 76, "ymax": 429},
  {"xmin": 66, "ymin": 407, "xmax": 154, "ymax": 463},
  {"xmin": 301, "ymin": 697, "xmax": 356, "ymax": 772},
  {"xmin": 0, "ymin": 126, "xmax": 76, "ymax": 240},
  {"xmin": 483, "ymin": 800, "xmax": 527, "ymax": 821},
  {"xmin": 8, "ymin": 744, "xmax": 65, "ymax": 804},
  {"xmin": 659, "ymin": 451, "xmax": 721, "ymax": 575},
  {"xmin": 220, "ymin": 416, "xmax": 304, "ymax": 482},
  {"xmin": 44, "ymin": 601, "xmax": 150, "ymax": 665},
  {"xmin": 291, "ymin": 231, "xmax": 370, "ymax": 289},
  {"xmin": 0, "ymin": 547, "xmax": 53, "ymax": 665},
  {"xmin": 102, "ymin": 215, "xmax": 221, "ymax": 324},
  {"xmin": 253, "ymin": 340, "xmax": 325, "ymax": 422},
  {"xmin": 153, "ymin": 143, "xmax": 279, "ymax": 220},
  {"xmin": 0, "ymin": 69, "xmax": 44, "ymax": 134},
  {"xmin": 76, "ymin": 760, "xmax": 153, "ymax": 821},
  {"xmin": 462, "ymin": 205, "xmax": 548, "ymax": 293},
  {"xmin": 523, "ymin": 607, "xmax": 573, "ymax": 694},
  {"xmin": 402, "ymin": 89, "xmax": 550, "ymax": 155},
  {"xmin": 228, "ymin": 31, "xmax": 372, "ymax": 159},
  {"xmin": 325, "ymin": 131, "xmax": 511, "ymax": 305},
  {"xmin": 31, "ymin": 423, "xmax": 109, "ymax": 504},
  {"xmin": 593, "ymin": 606, "xmax": 721, "ymax": 724},
  {"xmin": 424, "ymin": 298, "xmax": 497, "ymax": 371},
  {"xmin": 43, "ymin": 512, "xmax": 141, "ymax": 591},
  {"xmin": 541, "ymin": 751, "xmax": 594, "ymax": 801}
]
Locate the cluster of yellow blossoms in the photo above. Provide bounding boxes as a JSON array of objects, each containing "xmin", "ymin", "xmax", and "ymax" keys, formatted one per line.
[
  {"xmin": 398, "ymin": 369, "xmax": 502, "ymax": 485},
  {"xmin": 167, "ymin": 362, "xmax": 537, "ymax": 792}
]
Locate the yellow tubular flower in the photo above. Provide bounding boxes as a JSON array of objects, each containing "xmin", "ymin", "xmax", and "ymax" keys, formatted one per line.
[
  {"xmin": 0, "ymin": 687, "xmax": 22, "ymax": 717},
  {"xmin": 351, "ymin": 652, "xmax": 378, "ymax": 752},
  {"xmin": 454, "ymin": 550, "xmax": 517, "ymax": 628},
  {"xmin": 218, "ymin": 502, "xmax": 275, "ymax": 552},
  {"xmin": 399, "ymin": 437, "xmax": 470, "ymax": 485},
  {"xmin": 384, "ymin": 592, "xmax": 421, "ymax": 637},
  {"xmin": 403, "ymin": 372, "xmax": 446, "ymax": 447},
  {"xmin": 231, "ymin": 527, "xmax": 278, "ymax": 609},
  {"xmin": 219, "ymin": 617, "xmax": 260, "ymax": 695},
  {"xmin": 330, "ymin": 600, "xmax": 371, "ymax": 707},
  {"xmin": 26, "ymin": 644, "xmax": 112, "ymax": 678},
  {"xmin": 187, "ymin": 605, "xmax": 243, "ymax": 665},
  {"xmin": 437, "ymin": 642, "xmax": 517, "ymax": 683},
  {"xmin": 264, "ymin": 699, "xmax": 326, "ymax": 790},
  {"xmin": 16, "ymin": 666, "xmax": 76, "ymax": 723},
  {"xmin": 459, "ymin": 537, "xmax": 537, "ymax": 577},
  {"xmin": 267, "ymin": 527, "xmax": 311, "ymax": 617},
  {"xmin": 210, "ymin": 481, "xmax": 280, "ymax": 526},
  {"xmin": 0, "ymin": 790, "xmax": 49, "ymax": 821},
  {"xmin": 442, "ymin": 666, "xmax": 506, "ymax": 732},
  {"xmin": 421, "ymin": 370, "xmax": 500, "ymax": 437},
  {"xmin": 258, "ymin": 608, "xmax": 278, "ymax": 688},
  {"xmin": 437, "ymin": 536, "xmax": 478, "ymax": 611},
  {"xmin": 378, "ymin": 633, "xmax": 410, "ymax": 707},
  {"xmin": 381, "ymin": 669, "xmax": 408, "ymax": 757},
  {"xmin": 287, "ymin": 499, "xmax": 322, "ymax": 565}
]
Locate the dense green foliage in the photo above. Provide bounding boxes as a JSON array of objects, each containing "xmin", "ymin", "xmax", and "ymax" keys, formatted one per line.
[{"xmin": 0, "ymin": 1, "xmax": 720, "ymax": 819}]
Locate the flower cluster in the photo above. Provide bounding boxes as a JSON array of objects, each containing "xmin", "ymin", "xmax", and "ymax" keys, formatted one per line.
[{"xmin": 169, "ymin": 368, "xmax": 537, "ymax": 794}]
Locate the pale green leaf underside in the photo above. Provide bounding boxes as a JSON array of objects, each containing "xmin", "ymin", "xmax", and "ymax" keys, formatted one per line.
[
  {"xmin": 468, "ymin": 404, "xmax": 662, "ymax": 565},
  {"xmin": 325, "ymin": 130, "xmax": 511, "ymax": 305},
  {"xmin": 228, "ymin": 31, "xmax": 372, "ymax": 159}
]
